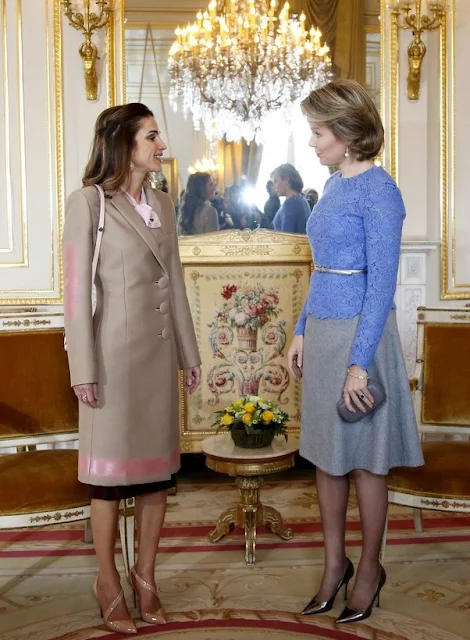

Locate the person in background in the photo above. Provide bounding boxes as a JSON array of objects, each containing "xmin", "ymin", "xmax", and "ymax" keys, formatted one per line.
[
  {"xmin": 63, "ymin": 103, "xmax": 201, "ymax": 634},
  {"xmin": 271, "ymin": 163, "xmax": 311, "ymax": 234},
  {"xmin": 175, "ymin": 188, "xmax": 185, "ymax": 217},
  {"xmin": 224, "ymin": 185, "xmax": 252, "ymax": 230},
  {"xmin": 159, "ymin": 176, "xmax": 169, "ymax": 194},
  {"xmin": 263, "ymin": 179, "xmax": 281, "ymax": 228},
  {"xmin": 304, "ymin": 187, "xmax": 319, "ymax": 211},
  {"xmin": 287, "ymin": 80, "xmax": 423, "ymax": 625},
  {"xmin": 210, "ymin": 189, "xmax": 231, "ymax": 229},
  {"xmin": 178, "ymin": 172, "xmax": 218, "ymax": 235}
]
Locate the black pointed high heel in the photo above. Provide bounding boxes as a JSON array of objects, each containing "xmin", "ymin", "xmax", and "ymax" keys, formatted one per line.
[
  {"xmin": 301, "ymin": 558, "xmax": 354, "ymax": 615},
  {"xmin": 336, "ymin": 565, "xmax": 386, "ymax": 624}
]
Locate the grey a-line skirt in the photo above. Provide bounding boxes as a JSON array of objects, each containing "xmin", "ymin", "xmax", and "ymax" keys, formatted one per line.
[{"xmin": 300, "ymin": 311, "xmax": 424, "ymax": 476}]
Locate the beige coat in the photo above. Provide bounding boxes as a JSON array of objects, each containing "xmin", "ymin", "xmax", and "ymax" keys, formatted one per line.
[{"xmin": 63, "ymin": 185, "xmax": 200, "ymax": 486}]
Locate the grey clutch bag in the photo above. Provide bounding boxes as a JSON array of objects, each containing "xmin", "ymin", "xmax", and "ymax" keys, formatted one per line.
[{"xmin": 337, "ymin": 378, "xmax": 386, "ymax": 423}]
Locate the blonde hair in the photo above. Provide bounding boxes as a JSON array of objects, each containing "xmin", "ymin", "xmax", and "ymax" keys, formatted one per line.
[{"xmin": 300, "ymin": 79, "xmax": 384, "ymax": 161}]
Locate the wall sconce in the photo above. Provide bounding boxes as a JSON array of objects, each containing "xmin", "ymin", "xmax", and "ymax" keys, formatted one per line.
[
  {"xmin": 389, "ymin": 1, "xmax": 447, "ymax": 100},
  {"xmin": 62, "ymin": 1, "xmax": 113, "ymax": 101}
]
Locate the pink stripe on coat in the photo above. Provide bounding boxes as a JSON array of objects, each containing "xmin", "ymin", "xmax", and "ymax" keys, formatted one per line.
[
  {"xmin": 79, "ymin": 448, "xmax": 180, "ymax": 480},
  {"xmin": 64, "ymin": 243, "xmax": 78, "ymax": 322}
]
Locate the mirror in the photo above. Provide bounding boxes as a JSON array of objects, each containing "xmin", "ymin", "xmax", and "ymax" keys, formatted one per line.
[{"xmin": 124, "ymin": 1, "xmax": 381, "ymax": 236}]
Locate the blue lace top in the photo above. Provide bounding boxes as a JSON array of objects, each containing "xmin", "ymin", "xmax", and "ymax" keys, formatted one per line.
[
  {"xmin": 273, "ymin": 194, "xmax": 311, "ymax": 234},
  {"xmin": 294, "ymin": 166, "xmax": 405, "ymax": 370}
]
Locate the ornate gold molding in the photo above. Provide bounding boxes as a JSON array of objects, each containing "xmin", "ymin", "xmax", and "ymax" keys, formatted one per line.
[
  {"xmin": 178, "ymin": 229, "xmax": 312, "ymax": 264},
  {"xmin": 54, "ymin": 0, "xmax": 64, "ymax": 305},
  {"xmin": 119, "ymin": 0, "xmax": 125, "ymax": 104},
  {"xmin": 205, "ymin": 453, "xmax": 296, "ymax": 478},
  {"xmin": 0, "ymin": 0, "xmax": 27, "ymax": 266},
  {"xmin": 440, "ymin": 0, "xmax": 469, "ymax": 298},
  {"xmin": 30, "ymin": 508, "xmax": 85, "ymax": 523},
  {"xmin": 0, "ymin": 0, "xmax": 61, "ymax": 302},
  {"xmin": 2, "ymin": 318, "xmax": 51, "ymax": 327},
  {"xmin": 382, "ymin": 0, "xmax": 399, "ymax": 182},
  {"xmin": 421, "ymin": 498, "xmax": 470, "ymax": 510},
  {"xmin": 106, "ymin": 0, "xmax": 125, "ymax": 106},
  {"xmin": 106, "ymin": 2, "xmax": 115, "ymax": 106},
  {"xmin": 440, "ymin": 0, "xmax": 451, "ymax": 298},
  {"xmin": 0, "ymin": 0, "xmax": 123, "ymax": 305}
]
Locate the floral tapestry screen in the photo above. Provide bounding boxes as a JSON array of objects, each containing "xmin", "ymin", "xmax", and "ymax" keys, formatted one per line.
[{"xmin": 178, "ymin": 230, "xmax": 312, "ymax": 452}]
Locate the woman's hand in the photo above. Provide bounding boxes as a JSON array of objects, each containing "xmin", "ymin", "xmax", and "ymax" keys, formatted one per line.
[
  {"xmin": 184, "ymin": 365, "xmax": 201, "ymax": 394},
  {"xmin": 73, "ymin": 383, "xmax": 99, "ymax": 408},
  {"xmin": 288, "ymin": 335, "xmax": 304, "ymax": 380},
  {"xmin": 342, "ymin": 365, "xmax": 374, "ymax": 414}
]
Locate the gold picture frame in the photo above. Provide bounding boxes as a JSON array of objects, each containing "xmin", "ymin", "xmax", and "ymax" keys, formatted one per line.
[
  {"xmin": 177, "ymin": 229, "xmax": 313, "ymax": 453},
  {"xmin": 161, "ymin": 157, "xmax": 179, "ymax": 204}
]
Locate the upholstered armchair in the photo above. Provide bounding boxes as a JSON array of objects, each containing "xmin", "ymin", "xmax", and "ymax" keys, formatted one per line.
[
  {"xmin": 0, "ymin": 329, "xmax": 134, "ymax": 575},
  {"xmin": 384, "ymin": 307, "xmax": 470, "ymax": 550}
]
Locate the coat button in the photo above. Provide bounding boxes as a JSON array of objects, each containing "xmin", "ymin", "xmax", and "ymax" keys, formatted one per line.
[
  {"xmin": 157, "ymin": 276, "xmax": 169, "ymax": 289},
  {"xmin": 159, "ymin": 301, "xmax": 169, "ymax": 314},
  {"xmin": 161, "ymin": 327, "xmax": 170, "ymax": 340}
]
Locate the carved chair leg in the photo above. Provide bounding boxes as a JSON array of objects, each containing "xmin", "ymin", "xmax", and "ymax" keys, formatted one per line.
[
  {"xmin": 413, "ymin": 507, "xmax": 423, "ymax": 533},
  {"xmin": 168, "ymin": 474, "xmax": 178, "ymax": 497},
  {"xmin": 119, "ymin": 499, "xmax": 135, "ymax": 577},
  {"xmin": 83, "ymin": 518, "xmax": 93, "ymax": 544},
  {"xmin": 380, "ymin": 508, "xmax": 389, "ymax": 564}
]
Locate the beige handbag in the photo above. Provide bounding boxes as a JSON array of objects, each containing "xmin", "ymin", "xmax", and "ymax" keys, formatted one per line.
[{"xmin": 64, "ymin": 184, "xmax": 106, "ymax": 350}]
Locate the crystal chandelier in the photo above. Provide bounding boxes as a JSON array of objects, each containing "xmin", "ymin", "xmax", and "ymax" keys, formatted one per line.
[
  {"xmin": 168, "ymin": 0, "xmax": 332, "ymax": 143},
  {"xmin": 188, "ymin": 157, "xmax": 221, "ymax": 175}
]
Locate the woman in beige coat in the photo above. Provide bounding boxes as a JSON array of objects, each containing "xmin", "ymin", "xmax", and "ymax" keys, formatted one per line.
[{"xmin": 63, "ymin": 103, "xmax": 201, "ymax": 634}]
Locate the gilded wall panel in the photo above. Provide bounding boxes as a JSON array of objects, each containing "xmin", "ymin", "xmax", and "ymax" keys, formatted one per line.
[
  {"xmin": 441, "ymin": 0, "xmax": 470, "ymax": 298},
  {"xmin": 0, "ymin": 0, "xmax": 125, "ymax": 305},
  {"xmin": 0, "ymin": 0, "xmax": 60, "ymax": 302}
]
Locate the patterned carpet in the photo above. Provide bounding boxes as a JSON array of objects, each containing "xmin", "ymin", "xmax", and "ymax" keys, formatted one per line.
[{"xmin": 0, "ymin": 471, "xmax": 469, "ymax": 640}]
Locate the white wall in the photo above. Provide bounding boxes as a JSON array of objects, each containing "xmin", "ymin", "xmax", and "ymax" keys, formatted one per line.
[{"xmin": 125, "ymin": 25, "xmax": 207, "ymax": 196}]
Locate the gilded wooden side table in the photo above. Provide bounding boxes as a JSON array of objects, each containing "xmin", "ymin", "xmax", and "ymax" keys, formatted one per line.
[{"xmin": 200, "ymin": 433, "xmax": 299, "ymax": 565}]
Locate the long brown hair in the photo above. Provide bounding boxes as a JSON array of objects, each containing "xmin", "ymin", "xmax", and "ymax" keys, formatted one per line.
[
  {"xmin": 179, "ymin": 172, "xmax": 211, "ymax": 235},
  {"xmin": 83, "ymin": 103, "xmax": 154, "ymax": 191}
]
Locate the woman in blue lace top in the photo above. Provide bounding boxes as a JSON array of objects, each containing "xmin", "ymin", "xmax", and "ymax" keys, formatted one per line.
[{"xmin": 287, "ymin": 80, "xmax": 423, "ymax": 625}]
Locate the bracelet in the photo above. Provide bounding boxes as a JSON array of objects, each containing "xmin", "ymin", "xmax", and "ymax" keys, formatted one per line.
[{"xmin": 347, "ymin": 367, "xmax": 368, "ymax": 380}]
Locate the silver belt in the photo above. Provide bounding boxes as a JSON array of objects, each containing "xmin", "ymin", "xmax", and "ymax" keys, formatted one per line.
[{"xmin": 314, "ymin": 265, "xmax": 367, "ymax": 276}]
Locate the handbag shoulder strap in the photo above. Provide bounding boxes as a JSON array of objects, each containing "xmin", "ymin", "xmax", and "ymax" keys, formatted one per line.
[{"xmin": 91, "ymin": 184, "xmax": 105, "ymax": 282}]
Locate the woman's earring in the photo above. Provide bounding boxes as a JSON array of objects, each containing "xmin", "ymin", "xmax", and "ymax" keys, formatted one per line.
[
  {"xmin": 130, "ymin": 161, "xmax": 135, "ymax": 171},
  {"xmin": 344, "ymin": 146, "xmax": 349, "ymax": 158}
]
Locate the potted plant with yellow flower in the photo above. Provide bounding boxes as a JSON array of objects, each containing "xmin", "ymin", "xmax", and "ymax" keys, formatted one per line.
[{"xmin": 212, "ymin": 395, "xmax": 289, "ymax": 449}]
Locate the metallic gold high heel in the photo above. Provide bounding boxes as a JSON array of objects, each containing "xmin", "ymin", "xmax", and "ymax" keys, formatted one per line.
[
  {"xmin": 93, "ymin": 576, "xmax": 137, "ymax": 635},
  {"xmin": 336, "ymin": 565, "xmax": 387, "ymax": 624},
  {"xmin": 129, "ymin": 566, "xmax": 167, "ymax": 624},
  {"xmin": 302, "ymin": 558, "xmax": 354, "ymax": 615}
]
